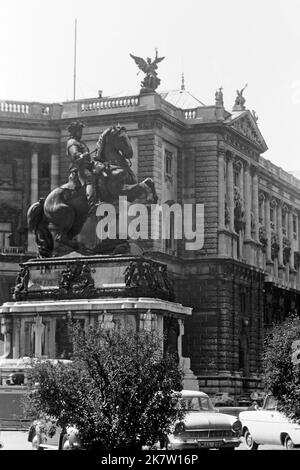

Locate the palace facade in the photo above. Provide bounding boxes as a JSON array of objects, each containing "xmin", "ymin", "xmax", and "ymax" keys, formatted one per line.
[{"xmin": 0, "ymin": 84, "xmax": 299, "ymax": 395}]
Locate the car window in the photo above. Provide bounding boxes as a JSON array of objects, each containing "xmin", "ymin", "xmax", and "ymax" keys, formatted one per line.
[
  {"xmin": 180, "ymin": 397, "xmax": 214, "ymax": 411},
  {"xmin": 264, "ymin": 396, "xmax": 277, "ymax": 410}
]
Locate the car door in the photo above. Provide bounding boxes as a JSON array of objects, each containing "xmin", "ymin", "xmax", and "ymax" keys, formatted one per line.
[
  {"xmin": 258, "ymin": 395, "xmax": 282, "ymax": 445},
  {"xmin": 267, "ymin": 399, "xmax": 289, "ymax": 446},
  {"xmin": 247, "ymin": 396, "xmax": 276, "ymax": 444}
]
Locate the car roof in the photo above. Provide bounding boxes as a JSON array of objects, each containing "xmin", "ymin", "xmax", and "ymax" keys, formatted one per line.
[{"xmin": 177, "ymin": 390, "xmax": 209, "ymax": 398}]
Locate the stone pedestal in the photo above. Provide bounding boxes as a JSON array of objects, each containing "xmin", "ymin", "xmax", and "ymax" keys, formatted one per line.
[{"xmin": 0, "ymin": 254, "xmax": 196, "ymax": 388}]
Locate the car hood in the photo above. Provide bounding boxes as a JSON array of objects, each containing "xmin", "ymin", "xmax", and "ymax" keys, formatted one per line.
[{"xmin": 183, "ymin": 411, "xmax": 236, "ymax": 430}]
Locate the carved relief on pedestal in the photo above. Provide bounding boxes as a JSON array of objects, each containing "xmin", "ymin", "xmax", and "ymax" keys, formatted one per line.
[
  {"xmin": 139, "ymin": 310, "xmax": 157, "ymax": 332},
  {"xmin": 98, "ymin": 311, "xmax": 115, "ymax": 331},
  {"xmin": 13, "ymin": 266, "xmax": 30, "ymax": 300}
]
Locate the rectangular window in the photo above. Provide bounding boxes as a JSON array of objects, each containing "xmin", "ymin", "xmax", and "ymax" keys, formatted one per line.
[
  {"xmin": 240, "ymin": 292, "xmax": 246, "ymax": 314},
  {"xmin": 234, "ymin": 171, "xmax": 239, "ymax": 187},
  {"xmin": 0, "ymin": 222, "xmax": 12, "ymax": 248},
  {"xmin": 293, "ymin": 215, "xmax": 297, "ymax": 239},
  {"xmin": 165, "ymin": 211, "xmax": 175, "ymax": 254},
  {"xmin": 259, "ymin": 202, "xmax": 264, "ymax": 224},
  {"xmin": 165, "ymin": 150, "xmax": 173, "ymax": 175}
]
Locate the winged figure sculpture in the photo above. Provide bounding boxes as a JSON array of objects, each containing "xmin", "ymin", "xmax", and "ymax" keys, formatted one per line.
[{"xmin": 130, "ymin": 49, "xmax": 165, "ymax": 92}]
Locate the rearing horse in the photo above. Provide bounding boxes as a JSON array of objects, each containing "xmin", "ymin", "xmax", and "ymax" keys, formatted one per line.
[{"xmin": 27, "ymin": 125, "xmax": 158, "ymax": 258}]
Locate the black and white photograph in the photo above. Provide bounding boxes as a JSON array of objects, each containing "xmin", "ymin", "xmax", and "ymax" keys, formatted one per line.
[{"xmin": 0, "ymin": 0, "xmax": 300, "ymax": 458}]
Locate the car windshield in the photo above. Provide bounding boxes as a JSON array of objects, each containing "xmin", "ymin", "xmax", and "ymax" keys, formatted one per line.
[{"xmin": 180, "ymin": 396, "xmax": 215, "ymax": 412}]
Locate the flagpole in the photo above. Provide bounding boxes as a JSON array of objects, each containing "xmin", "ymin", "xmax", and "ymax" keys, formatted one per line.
[{"xmin": 73, "ymin": 18, "xmax": 77, "ymax": 101}]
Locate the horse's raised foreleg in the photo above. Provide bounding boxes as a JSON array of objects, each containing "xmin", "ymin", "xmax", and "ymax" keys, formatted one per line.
[
  {"xmin": 121, "ymin": 178, "xmax": 158, "ymax": 203},
  {"xmin": 143, "ymin": 178, "xmax": 158, "ymax": 203}
]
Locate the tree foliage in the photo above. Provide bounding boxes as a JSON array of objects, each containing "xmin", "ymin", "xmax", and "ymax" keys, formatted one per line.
[
  {"xmin": 263, "ymin": 315, "xmax": 300, "ymax": 422},
  {"xmin": 25, "ymin": 324, "xmax": 184, "ymax": 450}
]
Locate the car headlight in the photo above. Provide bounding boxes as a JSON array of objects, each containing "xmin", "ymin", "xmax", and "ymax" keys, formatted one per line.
[
  {"xmin": 232, "ymin": 420, "xmax": 242, "ymax": 436},
  {"xmin": 174, "ymin": 422, "xmax": 185, "ymax": 435}
]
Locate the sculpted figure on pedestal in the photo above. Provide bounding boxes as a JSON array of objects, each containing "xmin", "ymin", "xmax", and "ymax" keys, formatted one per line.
[{"xmin": 27, "ymin": 123, "xmax": 158, "ymax": 258}]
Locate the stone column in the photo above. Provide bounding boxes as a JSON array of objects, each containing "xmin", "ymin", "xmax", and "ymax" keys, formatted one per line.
[
  {"xmin": 226, "ymin": 154, "xmax": 234, "ymax": 232},
  {"xmin": 259, "ymin": 192, "xmax": 265, "ymax": 225},
  {"xmin": 277, "ymin": 202, "xmax": 283, "ymax": 266},
  {"xmin": 30, "ymin": 144, "xmax": 39, "ymax": 203},
  {"xmin": 177, "ymin": 319, "xmax": 199, "ymax": 391},
  {"xmin": 33, "ymin": 316, "xmax": 45, "ymax": 357},
  {"xmin": 0, "ymin": 317, "xmax": 12, "ymax": 359},
  {"xmin": 50, "ymin": 144, "xmax": 60, "ymax": 190},
  {"xmin": 289, "ymin": 210, "xmax": 295, "ymax": 270},
  {"xmin": 240, "ymin": 161, "xmax": 244, "ymax": 204},
  {"xmin": 12, "ymin": 318, "xmax": 21, "ymax": 359},
  {"xmin": 28, "ymin": 144, "xmax": 39, "ymax": 252},
  {"xmin": 265, "ymin": 195, "xmax": 272, "ymax": 262},
  {"xmin": 244, "ymin": 162, "xmax": 252, "ymax": 241},
  {"xmin": 252, "ymin": 167, "xmax": 259, "ymax": 241},
  {"xmin": 218, "ymin": 151, "xmax": 225, "ymax": 230}
]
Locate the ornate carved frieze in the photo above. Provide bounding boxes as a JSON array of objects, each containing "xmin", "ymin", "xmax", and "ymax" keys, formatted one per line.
[
  {"xmin": 124, "ymin": 259, "xmax": 174, "ymax": 300},
  {"xmin": 223, "ymin": 134, "xmax": 259, "ymax": 160},
  {"xmin": 12, "ymin": 257, "xmax": 175, "ymax": 302},
  {"xmin": 59, "ymin": 261, "xmax": 95, "ymax": 295},
  {"xmin": 231, "ymin": 117, "xmax": 259, "ymax": 144}
]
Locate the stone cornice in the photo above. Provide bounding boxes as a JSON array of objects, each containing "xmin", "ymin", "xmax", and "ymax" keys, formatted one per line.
[{"xmin": 0, "ymin": 297, "xmax": 192, "ymax": 317}]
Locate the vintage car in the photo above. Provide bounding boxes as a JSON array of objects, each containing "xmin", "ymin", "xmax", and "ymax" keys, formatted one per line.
[
  {"xmin": 239, "ymin": 394, "xmax": 300, "ymax": 449},
  {"xmin": 28, "ymin": 419, "xmax": 80, "ymax": 450},
  {"xmin": 166, "ymin": 390, "xmax": 242, "ymax": 450},
  {"xmin": 211, "ymin": 392, "xmax": 235, "ymax": 407}
]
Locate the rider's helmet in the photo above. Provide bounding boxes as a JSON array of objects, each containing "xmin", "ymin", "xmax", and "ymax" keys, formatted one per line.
[{"xmin": 67, "ymin": 121, "xmax": 85, "ymax": 136}]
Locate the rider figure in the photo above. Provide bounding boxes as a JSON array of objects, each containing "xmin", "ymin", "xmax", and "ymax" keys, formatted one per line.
[{"xmin": 66, "ymin": 121, "xmax": 96, "ymax": 213}]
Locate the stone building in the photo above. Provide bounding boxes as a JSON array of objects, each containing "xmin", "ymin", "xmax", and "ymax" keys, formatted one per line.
[{"xmin": 0, "ymin": 83, "xmax": 299, "ymax": 396}]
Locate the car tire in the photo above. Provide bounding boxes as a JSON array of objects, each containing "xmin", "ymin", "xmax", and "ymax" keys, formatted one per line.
[
  {"xmin": 284, "ymin": 435, "xmax": 295, "ymax": 450},
  {"xmin": 159, "ymin": 436, "xmax": 170, "ymax": 450},
  {"xmin": 244, "ymin": 429, "xmax": 259, "ymax": 450}
]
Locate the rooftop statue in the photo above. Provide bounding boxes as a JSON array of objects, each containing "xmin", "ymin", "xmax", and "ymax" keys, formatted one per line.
[
  {"xmin": 130, "ymin": 49, "xmax": 165, "ymax": 93},
  {"xmin": 233, "ymin": 83, "xmax": 248, "ymax": 111},
  {"xmin": 27, "ymin": 122, "xmax": 158, "ymax": 258},
  {"xmin": 215, "ymin": 86, "xmax": 224, "ymax": 106}
]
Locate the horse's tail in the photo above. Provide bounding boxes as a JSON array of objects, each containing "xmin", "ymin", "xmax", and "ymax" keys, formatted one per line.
[
  {"xmin": 27, "ymin": 198, "xmax": 53, "ymax": 257},
  {"xmin": 27, "ymin": 199, "xmax": 45, "ymax": 233}
]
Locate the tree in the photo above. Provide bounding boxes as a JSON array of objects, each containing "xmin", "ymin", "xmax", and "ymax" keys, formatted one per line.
[
  {"xmin": 25, "ymin": 323, "xmax": 184, "ymax": 451},
  {"xmin": 263, "ymin": 314, "xmax": 300, "ymax": 422}
]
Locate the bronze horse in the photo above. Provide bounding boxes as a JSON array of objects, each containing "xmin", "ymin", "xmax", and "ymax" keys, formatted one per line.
[{"xmin": 27, "ymin": 125, "xmax": 158, "ymax": 257}]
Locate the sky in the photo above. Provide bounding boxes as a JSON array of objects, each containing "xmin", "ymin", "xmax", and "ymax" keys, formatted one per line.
[{"xmin": 0, "ymin": 0, "xmax": 300, "ymax": 174}]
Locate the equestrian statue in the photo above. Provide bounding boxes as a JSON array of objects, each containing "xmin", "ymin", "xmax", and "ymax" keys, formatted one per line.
[{"xmin": 27, "ymin": 121, "xmax": 158, "ymax": 258}]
